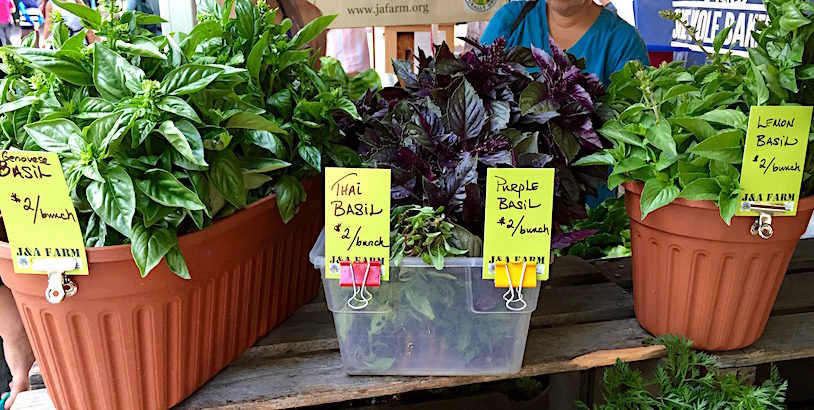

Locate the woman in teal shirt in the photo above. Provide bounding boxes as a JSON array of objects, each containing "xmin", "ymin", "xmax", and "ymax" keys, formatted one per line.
[{"xmin": 481, "ymin": 0, "xmax": 650, "ymax": 85}]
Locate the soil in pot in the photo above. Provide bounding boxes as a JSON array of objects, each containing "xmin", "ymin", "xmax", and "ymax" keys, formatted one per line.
[
  {"xmin": 0, "ymin": 178, "xmax": 324, "ymax": 410},
  {"xmin": 623, "ymin": 181, "xmax": 814, "ymax": 351}
]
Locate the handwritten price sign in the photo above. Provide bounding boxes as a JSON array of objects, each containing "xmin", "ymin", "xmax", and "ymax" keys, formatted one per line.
[
  {"xmin": 0, "ymin": 151, "xmax": 88, "ymax": 275},
  {"xmin": 324, "ymin": 168, "xmax": 391, "ymax": 280},
  {"xmin": 482, "ymin": 168, "xmax": 554, "ymax": 281},
  {"xmin": 738, "ymin": 106, "xmax": 813, "ymax": 217}
]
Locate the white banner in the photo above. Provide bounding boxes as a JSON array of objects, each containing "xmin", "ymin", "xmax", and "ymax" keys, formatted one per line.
[{"xmin": 309, "ymin": 0, "xmax": 511, "ymax": 28}]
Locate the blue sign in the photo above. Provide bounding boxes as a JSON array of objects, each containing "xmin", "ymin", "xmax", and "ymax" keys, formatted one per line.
[{"xmin": 634, "ymin": 0, "xmax": 769, "ymax": 55}]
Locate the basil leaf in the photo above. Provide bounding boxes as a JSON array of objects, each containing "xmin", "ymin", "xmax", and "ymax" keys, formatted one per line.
[
  {"xmin": 159, "ymin": 120, "xmax": 207, "ymax": 167},
  {"xmin": 574, "ymin": 151, "xmax": 616, "ymax": 166},
  {"xmin": 160, "ymin": 65, "xmax": 225, "ymax": 96},
  {"xmin": 447, "ymin": 79, "xmax": 486, "ymax": 140},
  {"xmin": 138, "ymin": 192, "xmax": 174, "ymax": 227},
  {"xmin": 273, "ymin": 175, "xmax": 306, "ymax": 223},
  {"xmin": 290, "ymin": 14, "xmax": 336, "ymax": 49},
  {"xmin": 246, "ymin": 130, "xmax": 287, "ymax": 158},
  {"xmin": 130, "ymin": 223, "xmax": 177, "ymax": 277},
  {"xmin": 247, "ymin": 31, "xmax": 268, "ymax": 85},
  {"xmin": 83, "ymin": 212, "xmax": 107, "ymax": 247},
  {"xmin": 165, "ymin": 246, "xmax": 191, "ymax": 279},
  {"xmin": 52, "ymin": 0, "xmax": 101, "ymax": 27},
  {"xmin": 645, "ymin": 119, "xmax": 677, "ymax": 157},
  {"xmin": 208, "ymin": 150, "xmax": 246, "ymax": 208},
  {"xmin": 157, "ymin": 96, "xmax": 202, "ymax": 124},
  {"xmin": 326, "ymin": 144, "xmax": 362, "ymax": 167},
  {"xmin": 93, "ymin": 43, "xmax": 145, "ymax": 101},
  {"xmin": 0, "ymin": 96, "xmax": 37, "ymax": 114},
  {"xmin": 298, "ymin": 144, "xmax": 322, "ymax": 171},
  {"xmin": 87, "ymin": 111, "xmax": 130, "ymax": 150},
  {"xmin": 24, "ymin": 118, "xmax": 83, "ymax": 153},
  {"xmin": 136, "ymin": 169, "xmax": 206, "ymax": 210},
  {"xmin": 719, "ymin": 190, "xmax": 740, "ymax": 226},
  {"xmin": 678, "ymin": 178, "xmax": 721, "ymax": 201},
  {"xmin": 687, "ymin": 130, "xmax": 744, "ymax": 164},
  {"xmin": 640, "ymin": 178, "xmax": 680, "ymax": 219},
  {"xmin": 244, "ymin": 173, "xmax": 272, "ymax": 190},
  {"xmin": 76, "ymin": 97, "xmax": 116, "ymax": 120},
  {"xmin": 239, "ymin": 157, "xmax": 291, "ymax": 173},
  {"xmin": 670, "ymin": 117, "xmax": 717, "ymax": 141},
  {"xmin": 86, "ymin": 164, "xmax": 136, "ymax": 237},
  {"xmin": 114, "ymin": 38, "xmax": 167, "ymax": 60},
  {"xmin": 225, "ymin": 112, "xmax": 287, "ymax": 134},
  {"xmin": 10, "ymin": 47, "xmax": 92, "ymax": 86}
]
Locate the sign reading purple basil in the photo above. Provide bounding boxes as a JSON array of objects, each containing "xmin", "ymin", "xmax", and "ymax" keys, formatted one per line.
[{"xmin": 635, "ymin": 0, "xmax": 769, "ymax": 55}]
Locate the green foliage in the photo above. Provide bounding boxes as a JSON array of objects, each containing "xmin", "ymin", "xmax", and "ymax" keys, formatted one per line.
[
  {"xmin": 0, "ymin": 0, "xmax": 355, "ymax": 278},
  {"xmin": 579, "ymin": 335, "xmax": 788, "ymax": 410},
  {"xmin": 560, "ymin": 197, "xmax": 631, "ymax": 260},
  {"xmin": 318, "ymin": 56, "xmax": 381, "ymax": 101},
  {"xmin": 582, "ymin": 0, "xmax": 814, "ymax": 224},
  {"xmin": 389, "ymin": 205, "xmax": 469, "ymax": 270}
]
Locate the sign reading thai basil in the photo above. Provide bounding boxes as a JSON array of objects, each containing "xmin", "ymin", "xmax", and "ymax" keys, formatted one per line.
[
  {"xmin": 737, "ymin": 106, "xmax": 813, "ymax": 217},
  {"xmin": 0, "ymin": 151, "xmax": 88, "ymax": 275},
  {"xmin": 308, "ymin": 0, "xmax": 509, "ymax": 28},
  {"xmin": 324, "ymin": 167, "xmax": 391, "ymax": 280},
  {"xmin": 635, "ymin": 0, "xmax": 769, "ymax": 55},
  {"xmin": 482, "ymin": 168, "xmax": 553, "ymax": 286}
]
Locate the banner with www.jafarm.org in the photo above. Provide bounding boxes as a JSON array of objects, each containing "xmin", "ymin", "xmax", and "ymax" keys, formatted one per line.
[
  {"xmin": 634, "ymin": 0, "xmax": 771, "ymax": 56},
  {"xmin": 309, "ymin": 0, "xmax": 511, "ymax": 28}
]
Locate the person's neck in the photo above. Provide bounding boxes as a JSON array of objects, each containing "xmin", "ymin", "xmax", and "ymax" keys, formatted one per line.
[
  {"xmin": 548, "ymin": 2, "xmax": 601, "ymax": 30},
  {"xmin": 547, "ymin": 2, "xmax": 602, "ymax": 49}
]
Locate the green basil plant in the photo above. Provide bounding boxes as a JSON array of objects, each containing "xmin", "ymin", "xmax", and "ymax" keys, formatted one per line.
[
  {"xmin": 0, "ymin": 0, "xmax": 367, "ymax": 278},
  {"xmin": 576, "ymin": 0, "xmax": 814, "ymax": 224}
]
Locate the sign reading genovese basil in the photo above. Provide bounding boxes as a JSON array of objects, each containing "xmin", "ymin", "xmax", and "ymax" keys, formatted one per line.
[{"xmin": 635, "ymin": 0, "xmax": 769, "ymax": 55}]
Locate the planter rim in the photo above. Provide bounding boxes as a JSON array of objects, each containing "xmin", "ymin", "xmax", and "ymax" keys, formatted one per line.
[
  {"xmin": 0, "ymin": 177, "xmax": 321, "ymax": 263},
  {"xmin": 622, "ymin": 181, "xmax": 814, "ymax": 211}
]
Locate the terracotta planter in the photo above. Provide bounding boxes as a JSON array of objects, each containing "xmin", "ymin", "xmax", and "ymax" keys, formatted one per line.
[
  {"xmin": 624, "ymin": 182, "xmax": 814, "ymax": 351},
  {"xmin": 0, "ymin": 178, "xmax": 324, "ymax": 410}
]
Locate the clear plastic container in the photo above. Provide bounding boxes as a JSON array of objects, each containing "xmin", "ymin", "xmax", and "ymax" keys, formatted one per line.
[{"xmin": 309, "ymin": 231, "xmax": 540, "ymax": 376}]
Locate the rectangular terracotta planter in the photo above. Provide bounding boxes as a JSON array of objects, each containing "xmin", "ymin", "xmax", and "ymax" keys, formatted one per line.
[{"xmin": 0, "ymin": 178, "xmax": 324, "ymax": 410}]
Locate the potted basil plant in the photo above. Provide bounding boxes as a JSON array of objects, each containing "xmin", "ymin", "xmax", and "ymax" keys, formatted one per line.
[
  {"xmin": 0, "ymin": 0, "xmax": 369, "ymax": 408},
  {"xmin": 577, "ymin": 0, "xmax": 814, "ymax": 351}
]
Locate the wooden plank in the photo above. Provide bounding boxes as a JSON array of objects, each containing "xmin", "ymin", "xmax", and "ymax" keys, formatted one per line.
[
  {"xmin": 176, "ymin": 318, "xmax": 654, "ymax": 409},
  {"xmin": 19, "ymin": 311, "xmax": 814, "ymax": 410},
  {"xmin": 788, "ymin": 239, "xmax": 814, "ymax": 273},
  {"xmin": 548, "ymin": 256, "xmax": 607, "ymax": 286},
  {"xmin": 718, "ymin": 312, "xmax": 814, "ymax": 369},
  {"xmin": 772, "ymin": 272, "xmax": 814, "ymax": 315},
  {"xmin": 591, "ymin": 258, "xmax": 633, "ymax": 289}
]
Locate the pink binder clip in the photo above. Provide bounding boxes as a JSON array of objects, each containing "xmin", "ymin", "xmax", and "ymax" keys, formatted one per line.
[{"xmin": 339, "ymin": 260, "xmax": 381, "ymax": 287}]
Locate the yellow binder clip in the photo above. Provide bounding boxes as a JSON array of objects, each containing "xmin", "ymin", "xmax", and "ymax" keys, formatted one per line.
[{"xmin": 494, "ymin": 261, "xmax": 537, "ymax": 312}]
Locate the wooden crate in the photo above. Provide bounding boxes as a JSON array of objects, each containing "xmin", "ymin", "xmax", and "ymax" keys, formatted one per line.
[
  {"xmin": 383, "ymin": 24, "xmax": 456, "ymax": 73},
  {"xmin": 15, "ymin": 241, "xmax": 814, "ymax": 409}
]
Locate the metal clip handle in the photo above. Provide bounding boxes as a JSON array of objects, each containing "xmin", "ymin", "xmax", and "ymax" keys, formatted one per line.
[
  {"xmin": 503, "ymin": 262, "xmax": 528, "ymax": 312},
  {"xmin": 347, "ymin": 261, "xmax": 373, "ymax": 310},
  {"xmin": 744, "ymin": 202, "xmax": 791, "ymax": 240},
  {"xmin": 33, "ymin": 258, "xmax": 79, "ymax": 304}
]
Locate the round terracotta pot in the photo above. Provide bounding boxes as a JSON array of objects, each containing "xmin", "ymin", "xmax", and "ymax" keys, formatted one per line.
[
  {"xmin": 623, "ymin": 181, "xmax": 814, "ymax": 351},
  {"xmin": 0, "ymin": 178, "xmax": 324, "ymax": 410}
]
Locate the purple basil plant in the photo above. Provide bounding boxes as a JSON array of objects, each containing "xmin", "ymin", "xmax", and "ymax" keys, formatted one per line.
[{"xmin": 351, "ymin": 37, "xmax": 608, "ymax": 248}]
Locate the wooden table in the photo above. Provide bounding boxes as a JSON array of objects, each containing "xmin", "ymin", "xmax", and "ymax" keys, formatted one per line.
[{"xmin": 13, "ymin": 241, "xmax": 814, "ymax": 409}]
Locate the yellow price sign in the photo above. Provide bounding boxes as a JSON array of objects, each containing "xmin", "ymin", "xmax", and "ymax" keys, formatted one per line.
[
  {"xmin": 482, "ymin": 168, "xmax": 554, "ymax": 284},
  {"xmin": 0, "ymin": 151, "xmax": 88, "ymax": 275},
  {"xmin": 324, "ymin": 168, "xmax": 391, "ymax": 280},
  {"xmin": 738, "ymin": 106, "xmax": 814, "ymax": 217}
]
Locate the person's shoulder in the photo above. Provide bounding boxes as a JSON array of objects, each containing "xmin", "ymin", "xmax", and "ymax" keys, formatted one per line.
[
  {"xmin": 599, "ymin": 8, "xmax": 641, "ymax": 40},
  {"xmin": 491, "ymin": 1, "xmax": 531, "ymax": 22}
]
